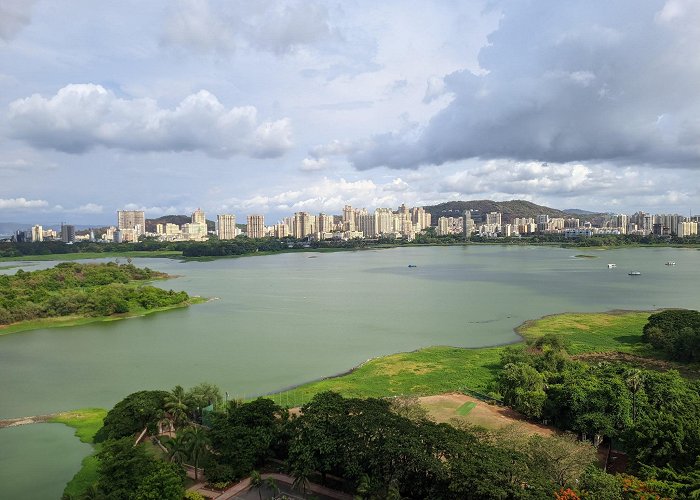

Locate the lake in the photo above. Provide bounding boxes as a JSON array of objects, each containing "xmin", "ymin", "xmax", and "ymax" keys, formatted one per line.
[{"xmin": 1, "ymin": 245, "xmax": 699, "ymax": 498}]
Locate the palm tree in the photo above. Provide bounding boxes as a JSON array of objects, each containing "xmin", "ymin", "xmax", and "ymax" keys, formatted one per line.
[
  {"xmin": 165, "ymin": 385, "xmax": 190, "ymax": 429},
  {"xmin": 250, "ymin": 470, "xmax": 263, "ymax": 500},
  {"xmin": 386, "ymin": 480, "xmax": 402, "ymax": 500},
  {"xmin": 292, "ymin": 468, "xmax": 311, "ymax": 496},
  {"xmin": 165, "ymin": 433, "xmax": 189, "ymax": 466},
  {"xmin": 183, "ymin": 425, "xmax": 210, "ymax": 481},
  {"xmin": 264, "ymin": 477, "xmax": 280, "ymax": 499},
  {"xmin": 354, "ymin": 473, "xmax": 372, "ymax": 500},
  {"xmin": 626, "ymin": 369, "xmax": 643, "ymax": 423}
]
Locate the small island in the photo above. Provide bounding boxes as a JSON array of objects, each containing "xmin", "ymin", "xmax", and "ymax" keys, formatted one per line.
[{"xmin": 0, "ymin": 262, "xmax": 204, "ymax": 335}]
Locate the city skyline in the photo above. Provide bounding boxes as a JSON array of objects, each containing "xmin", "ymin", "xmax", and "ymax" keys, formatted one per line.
[{"xmin": 2, "ymin": 1, "xmax": 700, "ymax": 224}]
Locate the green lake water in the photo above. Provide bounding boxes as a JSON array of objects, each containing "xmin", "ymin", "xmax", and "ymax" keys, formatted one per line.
[
  {"xmin": 0, "ymin": 423, "xmax": 91, "ymax": 500},
  {"xmin": 1, "ymin": 245, "xmax": 699, "ymax": 497}
]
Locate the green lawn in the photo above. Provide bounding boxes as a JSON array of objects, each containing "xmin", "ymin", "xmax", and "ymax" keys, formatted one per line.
[
  {"xmin": 270, "ymin": 346, "xmax": 505, "ymax": 407},
  {"xmin": 516, "ymin": 310, "xmax": 654, "ymax": 355},
  {"xmin": 49, "ymin": 409, "xmax": 106, "ymax": 498},
  {"xmin": 456, "ymin": 402, "xmax": 477, "ymax": 416}
]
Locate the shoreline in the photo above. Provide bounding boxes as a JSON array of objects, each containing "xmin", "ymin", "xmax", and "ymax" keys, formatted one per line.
[
  {"xmin": 0, "ymin": 296, "xmax": 208, "ymax": 337},
  {"xmin": 2, "ymin": 240, "xmax": 699, "ymax": 264}
]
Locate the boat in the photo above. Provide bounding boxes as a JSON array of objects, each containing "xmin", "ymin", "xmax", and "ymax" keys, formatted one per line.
[
  {"xmin": 407, "ymin": 264, "xmax": 417, "ymax": 268},
  {"xmin": 665, "ymin": 261, "xmax": 676, "ymax": 266},
  {"xmin": 628, "ymin": 271, "xmax": 642, "ymax": 276},
  {"xmin": 607, "ymin": 263, "xmax": 617, "ymax": 269}
]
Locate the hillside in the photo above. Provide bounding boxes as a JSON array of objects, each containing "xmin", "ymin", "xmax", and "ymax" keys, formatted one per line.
[
  {"xmin": 423, "ymin": 200, "xmax": 605, "ymax": 224},
  {"xmin": 146, "ymin": 215, "xmax": 215, "ymax": 232}
]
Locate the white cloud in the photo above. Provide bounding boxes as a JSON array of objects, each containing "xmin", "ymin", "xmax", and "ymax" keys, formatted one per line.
[
  {"xmin": 8, "ymin": 84, "xmax": 293, "ymax": 158},
  {"xmin": 73, "ymin": 203, "xmax": 103, "ymax": 214},
  {"xmin": 383, "ymin": 178, "xmax": 410, "ymax": 192},
  {"xmin": 162, "ymin": 0, "xmax": 332, "ymax": 56},
  {"xmin": 0, "ymin": 197, "xmax": 48, "ymax": 209},
  {"xmin": 0, "ymin": 0, "xmax": 36, "ymax": 41},
  {"xmin": 300, "ymin": 157, "xmax": 328, "ymax": 171}
]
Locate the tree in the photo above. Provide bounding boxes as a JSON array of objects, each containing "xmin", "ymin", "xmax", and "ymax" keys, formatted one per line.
[
  {"xmin": 183, "ymin": 425, "xmax": 210, "ymax": 481},
  {"xmin": 94, "ymin": 390, "xmax": 168, "ymax": 442},
  {"xmin": 250, "ymin": 470, "xmax": 263, "ymax": 500},
  {"xmin": 165, "ymin": 433, "xmax": 190, "ymax": 466},
  {"xmin": 165, "ymin": 385, "xmax": 190, "ymax": 429},
  {"xmin": 96, "ymin": 438, "xmax": 154, "ymax": 498},
  {"xmin": 499, "ymin": 362, "xmax": 547, "ymax": 419},
  {"xmin": 134, "ymin": 461, "xmax": 185, "ymax": 500}
]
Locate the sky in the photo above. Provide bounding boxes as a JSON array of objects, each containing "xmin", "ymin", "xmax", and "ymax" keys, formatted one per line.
[{"xmin": 1, "ymin": 0, "xmax": 699, "ymax": 225}]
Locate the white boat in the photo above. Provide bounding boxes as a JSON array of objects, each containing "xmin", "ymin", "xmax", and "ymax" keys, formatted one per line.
[
  {"xmin": 607, "ymin": 263, "xmax": 617, "ymax": 269},
  {"xmin": 628, "ymin": 271, "xmax": 641, "ymax": 276},
  {"xmin": 665, "ymin": 261, "xmax": 676, "ymax": 266}
]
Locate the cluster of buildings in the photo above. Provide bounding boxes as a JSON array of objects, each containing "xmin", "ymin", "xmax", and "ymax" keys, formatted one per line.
[
  {"xmin": 107, "ymin": 205, "xmax": 433, "ymax": 242},
  {"xmin": 435, "ymin": 211, "xmax": 700, "ymax": 239},
  {"xmin": 8, "ymin": 205, "xmax": 700, "ymax": 244}
]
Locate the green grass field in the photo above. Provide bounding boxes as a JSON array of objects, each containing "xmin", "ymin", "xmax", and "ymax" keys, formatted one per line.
[
  {"xmin": 516, "ymin": 310, "xmax": 653, "ymax": 355},
  {"xmin": 49, "ymin": 409, "xmax": 106, "ymax": 498},
  {"xmin": 269, "ymin": 346, "xmax": 505, "ymax": 407},
  {"xmin": 456, "ymin": 402, "xmax": 477, "ymax": 416}
]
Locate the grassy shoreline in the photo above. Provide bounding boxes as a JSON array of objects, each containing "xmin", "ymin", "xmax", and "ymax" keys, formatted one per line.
[
  {"xmin": 0, "ymin": 296, "xmax": 208, "ymax": 336},
  {"xmin": 267, "ymin": 309, "xmax": 660, "ymax": 407},
  {"xmin": 49, "ymin": 409, "xmax": 106, "ymax": 498}
]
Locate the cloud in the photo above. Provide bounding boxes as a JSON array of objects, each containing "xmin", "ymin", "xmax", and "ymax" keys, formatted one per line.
[
  {"xmin": 349, "ymin": 0, "xmax": 700, "ymax": 170},
  {"xmin": 0, "ymin": 0, "xmax": 36, "ymax": 42},
  {"xmin": 162, "ymin": 0, "xmax": 332, "ymax": 56},
  {"xmin": 300, "ymin": 157, "xmax": 328, "ymax": 171},
  {"xmin": 8, "ymin": 84, "xmax": 293, "ymax": 158},
  {"xmin": 383, "ymin": 178, "xmax": 410, "ymax": 192},
  {"xmin": 0, "ymin": 197, "xmax": 48, "ymax": 209},
  {"xmin": 73, "ymin": 203, "xmax": 103, "ymax": 214},
  {"xmin": 224, "ymin": 177, "xmax": 423, "ymax": 216}
]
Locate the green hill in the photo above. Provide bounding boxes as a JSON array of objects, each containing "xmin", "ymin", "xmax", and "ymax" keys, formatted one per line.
[{"xmin": 423, "ymin": 199, "xmax": 604, "ymax": 224}]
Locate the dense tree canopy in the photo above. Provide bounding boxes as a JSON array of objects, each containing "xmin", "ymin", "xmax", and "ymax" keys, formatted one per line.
[
  {"xmin": 643, "ymin": 309, "xmax": 700, "ymax": 361},
  {"xmin": 0, "ymin": 262, "xmax": 191, "ymax": 325}
]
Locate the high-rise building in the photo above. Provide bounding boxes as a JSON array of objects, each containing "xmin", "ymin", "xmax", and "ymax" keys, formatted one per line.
[
  {"xmin": 31, "ymin": 225, "xmax": 43, "ymax": 242},
  {"xmin": 217, "ymin": 214, "xmax": 237, "ymax": 240},
  {"xmin": 486, "ymin": 212, "xmax": 502, "ymax": 226},
  {"xmin": 375, "ymin": 208, "xmax": 394, "ymax": 235},
  {"xmin": 192, "ymin": 208, "xmax": 206, "ymax": 225},
  {"xmin": 247, "ymin": 215, "xmax": 265, "ymax": 238},
  {"xmin": 61, "ymin": 224, "xmax": 76, "ymax": 243},
  {"xmin": 343, "ymin": 205, "xmax": 355, "ymax": 231},
  {"xmin": 317, "ymin": 213, "xmax": 334, "ymax": 234},
  {"xmin": 117, "ymin": 210, "xmax": 146, "ymax": 236},
  {"xmin": 292, "ymin": 212, "xmax": 312, "ymax": 239},
  {"xmin": 357, "ymin": 212, "xmax": 377, "ymax": 238}
]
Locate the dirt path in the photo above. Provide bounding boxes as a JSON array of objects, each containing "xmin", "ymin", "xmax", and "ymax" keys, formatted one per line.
[
  {"xmin": 418, "ymin": 393, "xmax": 556, "ymax": 437},
  {"xmin": 0, "ymin": 413, "xmax": 58, "ymax": 429}
]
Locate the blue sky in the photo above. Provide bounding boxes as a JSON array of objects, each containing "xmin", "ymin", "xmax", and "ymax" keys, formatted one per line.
[{"xmin": 1, "ymin": 0, "xmax": 699, "ymax": 225}]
